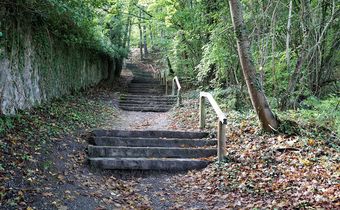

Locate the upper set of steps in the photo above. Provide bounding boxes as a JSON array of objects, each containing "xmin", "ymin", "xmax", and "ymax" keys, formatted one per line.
[
  {"xmin": 88, "ymin": 129, "xmax": 217, "ymax": 170},
  {"xmin": 119, "ymin": 63, "xmax": 176, "ymax": 112}
]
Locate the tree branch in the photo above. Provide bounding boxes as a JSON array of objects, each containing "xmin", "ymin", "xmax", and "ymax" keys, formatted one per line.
[{"xmin": 133, "ymin": 4, "xmax": 153, "ymax": 18}]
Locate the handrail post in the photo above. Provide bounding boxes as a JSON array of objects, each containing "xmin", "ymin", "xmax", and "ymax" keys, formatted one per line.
[
  {"xmin": 217, "ymin": 121, "xmax": 226, "ymax": 162},
  {"xmin": 172, "ymin": 76, "xmax": 182, "ymax": 106},
  {"xmin": 164, "ymin": 75, "xmax": 166, "ymax": 85},
  {"xmin": 165, "ymin": 80, "xmax": 168, "ymax": 95},
  {"xmin": 165, "ymin": 74, "xmax": 167, "ymax": 95},
  {"xmin": 159, "ymin": 72, "xmax": 162, "ymax": 85},
  {"xmin": 199, "ymin": 95, "xmax": 206, "ymax": 129},
  {"xmin": 177, "ymin": 89, "xmax": 181, "ymax": 106},
  {"xmin": 199, "ymin": 92, "xmax": 227, "ymax": 162},
  {"xmin": 160, "ymin": 72, "xmax": 162, "ymax": 85}
]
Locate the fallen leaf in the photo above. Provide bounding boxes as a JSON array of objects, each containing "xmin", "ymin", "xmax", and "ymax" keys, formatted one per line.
[{"xmin": 42, "ymin": 192, "xmax": 53, "ymax": 197}]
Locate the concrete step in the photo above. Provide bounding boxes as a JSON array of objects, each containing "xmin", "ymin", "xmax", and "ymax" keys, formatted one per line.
[
  {"xmin": 119, "ymin": 104, "xmax": 173, "ymax": 109},
  {"xmin": 119, "ymin": 101, "xmax": 175, "ymax": 106},
  {"xmin": 130, "ymin": 80, "xmax": 159, "ymax": 83},
  {"xmin": 119, "ymin": 99, "xmax": 176, "ymax": 103},
  {"xmin": 131, "ymin": 74, "xmax": 152, "ymax": 77},
  {"xmin": 131, "ymin": 75, "xmax": 155, "ymax": 78},
  {"xmin": 127, "ymin": 90, "xmax": 165, "ymax": 94},
  {"xmin": 91, "ymin": 129, "xmax": 210, "ymax": 139},
  {"xmin": 128, "ymin": 87, "xmax": 165, "ymax": 90},
  {"xmin": 88, "ymin": 157, "xmax": 211, "ymax": 170},
  {"xmin": 127, "ymin": 88, "xmax": 165, "ymax": 92},
  {"xmin": 90, "ymin": 137, "xmax": 217, "ymax": 147},
  {"xmin": 119, "ymin": 106, "xmax": 172, "ymax": 112},
  {"xmin": 132, "ymin": 78, "xmax": 156, "ymax": 82},
  {"xmin": 119, "ymin": 99, "xmax": 176, "ymax": 104},
  {"xmin": 128, "ymin": 84, "xmax": 163, "ymax": 88},
  {"xmin": 88, "ymin": 146, "xmax": 217, "ymax": 158},
  {"xmin": 120, "ymin": 94, "xmax": 176, "ymax": 100},
  {"xmin": 131, "ymin": 79, "xmax": 160, "ymax": 84}
]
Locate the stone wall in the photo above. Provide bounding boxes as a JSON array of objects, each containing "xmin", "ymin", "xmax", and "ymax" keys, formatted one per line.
[{"xmin": 0, "ymin": 19, "xmax": 114, "ymax": 115}]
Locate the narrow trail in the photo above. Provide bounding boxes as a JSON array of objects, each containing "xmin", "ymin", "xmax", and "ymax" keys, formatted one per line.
[
  {"xmin": 12, "ymin": 52, "xmax": 209, "ymax": 210},
  {"xmin": 110, "ymin": 111, "xmax": 172, "ymax": 131},
  {"xmin": 100, "ymin": 56, "xmax": 207, "ymax": 209},
  {"xmin": 110, "ymin": 55, "xmax": 175, "ymax": 132}
]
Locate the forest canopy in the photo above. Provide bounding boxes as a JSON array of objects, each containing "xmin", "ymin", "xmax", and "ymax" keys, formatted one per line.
[
  {"xmin": 1, "ymin": 0, "xmax": 130, "ymax": 58},
  {"xmin": 127, "ymin": 0, "xmax": 339, "ymax": 133}
]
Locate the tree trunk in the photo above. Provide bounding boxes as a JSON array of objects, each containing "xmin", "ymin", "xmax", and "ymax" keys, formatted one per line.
[
  {"xmin": 127, "ymin": 22, "xmax": 132, "ymax": 50},
  {"xmin": 143, "ymin": 24, "xmax": 148, "ymax": 57},
  {"xmin": 166, "ymin": 56, "xmax": 174, "ymax": 75},
  {"xmin": 149, "ymin": 24, "xmax": 153, "ymax": 46},
  {"xmin": 123, "ymin": 18, "xmax": 131, "ymax": 49},
  {"xmin": 286, "ymin": 0, "xmax": 293, "ymax": 72},
  {"xmin": 114, "ymin": 57, "xmax": 123, "ymax": 77},
  {"xmin": 105, "ymin": 57, "xmax": 116, "ymax": 86},
  {"xmin": 228, "ymin": 0, "xmax": 279, "ymax": 132},
  {"xmin": 138, "ymin": 10, "xmax": 143, "ymax": 60},
  {"xmin": 279, "ymin": 49, "xmax": 306, "ymax": 110},
  {"xmin": 141, "ymin": 6, "xmax": 148, "ymax": 57}
]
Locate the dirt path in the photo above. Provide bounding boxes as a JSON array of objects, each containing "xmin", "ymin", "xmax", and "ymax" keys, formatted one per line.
[
  {"xmin": 103, "ymin": 65, "xmax": 196, "ymax": 209},
  {"xmin": 110, "ymin": 110, "xmax": 173, "ymax": 131}
]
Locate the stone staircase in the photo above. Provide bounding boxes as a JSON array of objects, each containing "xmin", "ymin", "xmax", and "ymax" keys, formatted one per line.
[
  {"xmin": 87, "ymin": 63, "xmax": 217, "ymax": 171},
  {"xmin": 119, "ymin": 63, "xmax": 176, "ymax": 112},
  {"xmin": 88, "ymin": 129, "xmax": 217, "ymax": 170}
]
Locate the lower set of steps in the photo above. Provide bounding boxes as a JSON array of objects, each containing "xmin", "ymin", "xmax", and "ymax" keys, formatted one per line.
[{"xmin": 87, "ymin": 129, "xmax": 217, "ymax": 170}]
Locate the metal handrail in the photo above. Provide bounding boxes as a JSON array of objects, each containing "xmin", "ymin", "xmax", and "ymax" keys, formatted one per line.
[
  {"xmin": 172, "ymin": 76, "xmax": 182, "ymax": 106},
  {"xmin": 199, "ymin": 92, "xmax": 227, "ymax": 162},
  {"xmin": 150, "ymin": 64, "xmax": 162, "ymax": 84}
]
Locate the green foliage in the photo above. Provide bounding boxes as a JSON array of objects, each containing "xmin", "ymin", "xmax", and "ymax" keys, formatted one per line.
[
  {"xmin": 277, "ymin": 95, "xmax": 340, "ymax": 139},
  {"xmin": 0, "ymin": 117, "xmax": 15, "ymax": 136},
  {"xmin": 300, "ymin": 96, "xmax": 340, "ymax": 136},
  {"xmin": 139, "ymin": 0, "xmax": 338, "ymax": 108},
  {"xmin": 1, "ymin": 0, "xmax": 130, "ymax": 58},
  {"xmin": 0, "ymin": 92, "xmax": 117, "ymax": 138},
  {"xmin": 211, "ymin": 87, "xmax": 251, "ymax": 112},
  {"xmin": 197, "ymin": 23, "xmax": 238, "ymax": 88}
]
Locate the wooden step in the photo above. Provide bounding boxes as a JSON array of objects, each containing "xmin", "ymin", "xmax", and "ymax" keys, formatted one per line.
[
  {"xmin": 88, "ymin": 157, "xmax": 211, "ymax": 170},
  {"xmin": 88, "ymin": 146, "xmax": 216, "ymax": 158},
  {"xmin": 90, "ymin": 137, "xmax": 217, "ymax": 147},
  {"xmin": 91, "ymin": 130, "xmax": 210, "ymax": 139}
]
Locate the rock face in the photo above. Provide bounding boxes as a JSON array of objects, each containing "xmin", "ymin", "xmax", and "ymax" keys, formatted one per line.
[{"xmin": 0, "ymin": 19, "xmax": 116, "ymax": 115}]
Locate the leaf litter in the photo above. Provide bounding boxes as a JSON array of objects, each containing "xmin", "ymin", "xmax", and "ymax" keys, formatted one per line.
[
  {"xmin": 1, "ymin": 53, "xmax": 339, "ymax": 209},
  {"xmin": 165, "ymin": 95, "xmax": 339, "ymax": 209}
]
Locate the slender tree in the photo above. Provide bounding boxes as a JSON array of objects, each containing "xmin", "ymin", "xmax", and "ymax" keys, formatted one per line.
[
  {"xmin": 286, "ymin": 0, "xmax": 293, "ymax": 72},
  {"xmin": 228, "ymin": 0, "xmax": 279, "ymax": 131},
  {"xmin": 141, "ymin": 6, "xmax": 148, "ymax": 57},
  {"xmin": 138, "ymin": 9, "xmax": 143, "ymax": 60},
  {"xmin": 143, "ymin": 22, "xmax": 148, "ymax": 57}
]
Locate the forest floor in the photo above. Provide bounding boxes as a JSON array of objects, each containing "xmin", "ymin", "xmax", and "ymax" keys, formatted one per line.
[{"xmin": 0, "ymin": 51, "xmax": 339, "ymax": 209}]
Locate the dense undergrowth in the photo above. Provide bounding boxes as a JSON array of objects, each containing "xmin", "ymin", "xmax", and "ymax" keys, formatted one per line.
[
  {"xmin": 172, "ymin": 90, "xmax": 339, "ymax": 148},
  {"xmin": 0, "ymin": 88, "xmax": 117, "ymax": 208},
  {"xmin": 0, "ymin": 91, "xmax": 116, "ymax": 138},
  {"xmin": 169, "ymin": 91, "xmax": 339, "ymax": 208}
]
